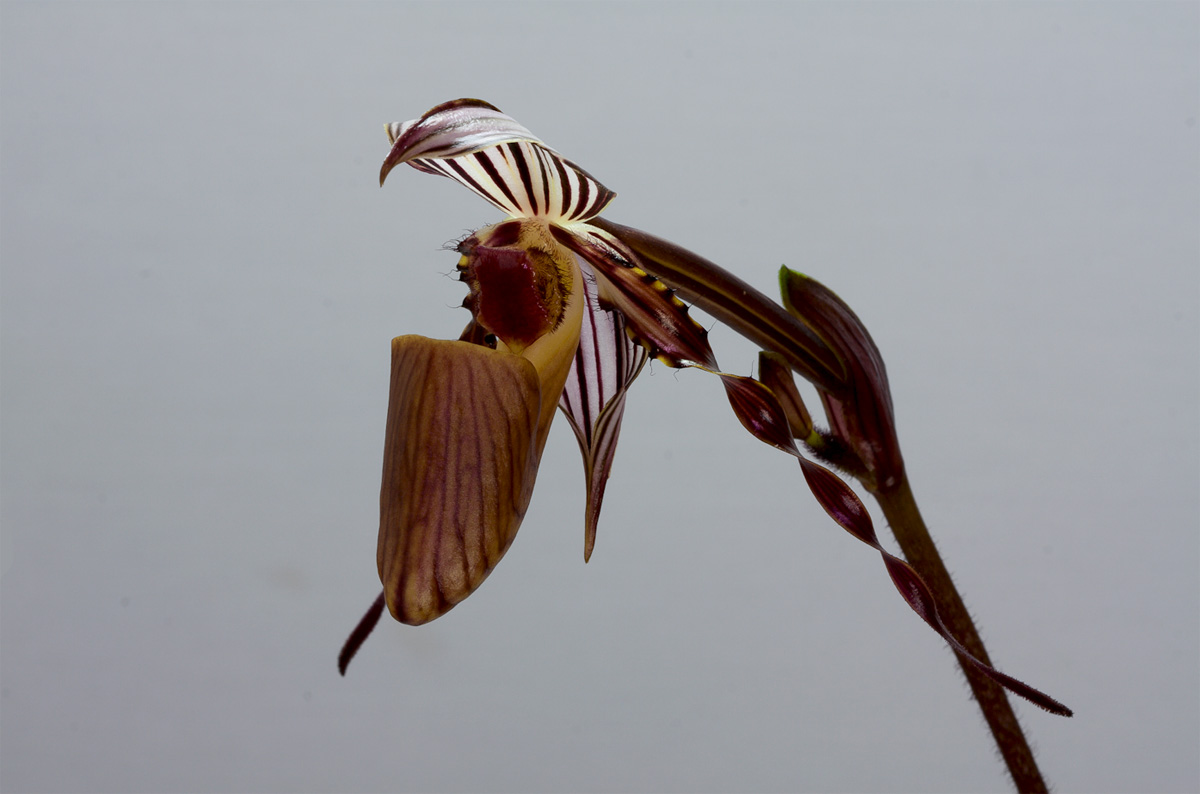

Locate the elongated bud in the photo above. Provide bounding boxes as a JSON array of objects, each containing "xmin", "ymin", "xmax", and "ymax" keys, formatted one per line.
[
  {"xmin": 779, "ymin": 268, "xmax": 904, "ymax": 491},
  {"xmin": 757, "ymin": 351, "xmax": 816, "ymax": 444}
]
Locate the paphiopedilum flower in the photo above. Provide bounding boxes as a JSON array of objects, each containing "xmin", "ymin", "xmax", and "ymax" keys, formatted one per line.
[{"xmin": 338, "ymin": 99, "xmax": 1070, "ymax": 720}]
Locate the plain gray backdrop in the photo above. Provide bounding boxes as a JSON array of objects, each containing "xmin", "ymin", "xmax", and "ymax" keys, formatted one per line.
[{"xmin": 2, "ymin": 2, "xmax": 1197, "ymax": 792}]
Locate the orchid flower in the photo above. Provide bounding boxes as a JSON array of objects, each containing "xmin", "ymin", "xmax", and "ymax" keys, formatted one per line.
[{"xmin": 339, "ymin": 99, "xmax": 1071, "ymax": 746}]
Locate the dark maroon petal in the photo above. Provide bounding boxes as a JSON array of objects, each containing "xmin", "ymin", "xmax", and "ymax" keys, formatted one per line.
[
  {"xmin": 795, "ymin": 458, "xmax": 1073, "ymax": 716},
  {"xmin": 590, "ymin": 218, "xmax": 846, "ymax": 394},
  {"xmin": 797, "ymin": 457, "xmax": 876, "ymax": 547},
  {"xmin": 717, "ymin": 373, "xmax": 802, "ymax": 457},
  {"xmin": 881, "ymin": 554, "xmax": 1073, "ymax": 716},
  {"xmin": 553, "ymin": 226, "xmax": 720, "ymax": 370}
]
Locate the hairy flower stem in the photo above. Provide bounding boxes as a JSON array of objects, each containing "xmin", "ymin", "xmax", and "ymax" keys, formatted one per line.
[{"xmin": 872, "ymin": 476, "xmax": 1049, "ymax": 793}]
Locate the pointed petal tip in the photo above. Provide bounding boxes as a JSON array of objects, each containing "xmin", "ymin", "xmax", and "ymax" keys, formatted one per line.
[{"xmin": 584, "ymin": 510, "xmax": 597, "ymax": 563}]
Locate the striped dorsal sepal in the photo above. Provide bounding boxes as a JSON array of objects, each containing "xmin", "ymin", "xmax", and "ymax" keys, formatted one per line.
[{"xmin": 382, "ymin": 99, "xmax": 615, "ymax": 224}]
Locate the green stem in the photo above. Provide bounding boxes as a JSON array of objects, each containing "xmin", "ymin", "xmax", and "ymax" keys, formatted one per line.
[{"xmin": 872, "ymin": 477, "xmax": 1050, "ymax": 794}]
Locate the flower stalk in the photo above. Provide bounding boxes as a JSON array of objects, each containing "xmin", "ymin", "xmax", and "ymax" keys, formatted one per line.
[{"xmin": 875, "ymin": 478, "xmax": 1052, "ymax": 793}]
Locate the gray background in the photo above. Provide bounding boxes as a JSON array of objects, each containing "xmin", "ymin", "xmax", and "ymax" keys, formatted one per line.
[{"xmin": 2, "ymin": 2, "xmax": 1197, "ymax": 792}]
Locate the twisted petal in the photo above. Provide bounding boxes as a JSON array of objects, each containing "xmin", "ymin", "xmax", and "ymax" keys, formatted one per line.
[
  {"xmin": 558, "ymin": 261, "xmax": 648, "ymax": 561},
  {"xmin": 716, "ymin": 373, "xmax": 1072, "ymax": 716},
  {"xmin": 381, "ymin": 98, "xmax": 615, "ymax": 223},
  {"xmin": 376, "ymin": 335, "xmax": 544, "ymax": 625}
]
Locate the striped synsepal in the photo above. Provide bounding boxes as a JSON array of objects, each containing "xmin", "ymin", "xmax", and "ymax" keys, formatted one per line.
[
  {"xmin": 553, "ymin": 225, "xmax": 719, "ymax": 370},
  {"xmin": 382, "ymin": 99, "xmax": 616, "ymax": 223},
  {"xmin": 557, "ymin": 259, "xmax": 649, "ymax": 562}
]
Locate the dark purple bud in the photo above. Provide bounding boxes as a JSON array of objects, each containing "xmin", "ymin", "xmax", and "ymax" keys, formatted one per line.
[
  {"xmin": 757, "ymin": 351, "xmax": 815, "ymax": 443},
  {"xmin": 779, "ymin": 268, "xmax": 904, "ymax": 491}
]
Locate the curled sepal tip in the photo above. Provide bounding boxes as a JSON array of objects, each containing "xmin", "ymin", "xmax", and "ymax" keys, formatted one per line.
[{"xmin": 381, "ymin": 98, "xmax": 521, "ymax": 184}]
